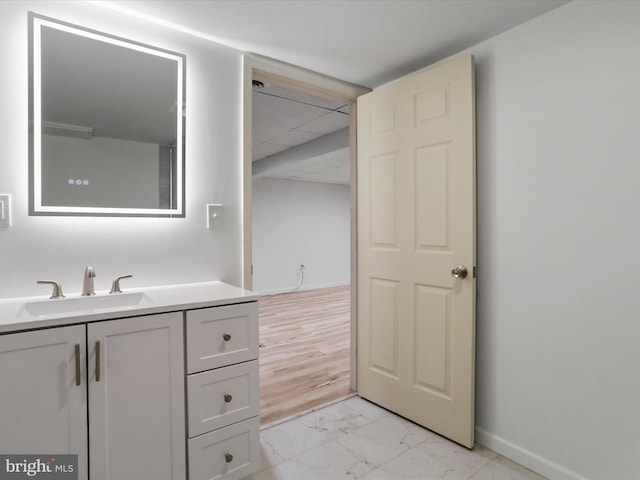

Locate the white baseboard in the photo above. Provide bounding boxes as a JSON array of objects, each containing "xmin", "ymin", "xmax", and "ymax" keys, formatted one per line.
[
  {"xmin": 255, "ymin": 281, "xmax": 350, "ymax": 296},
  {"xmin": 475, "ymin": 427, "xmax": 588, "ymax": 480}
]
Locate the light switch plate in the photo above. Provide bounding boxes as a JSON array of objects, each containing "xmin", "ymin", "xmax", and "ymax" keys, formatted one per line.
[
  {"xmin": 206, "ymin": 204, "xmax": 223, "ymax": 229},
  {"xmin": 0, "ymin": 194, "xmax": 11, "ymax": 227}
]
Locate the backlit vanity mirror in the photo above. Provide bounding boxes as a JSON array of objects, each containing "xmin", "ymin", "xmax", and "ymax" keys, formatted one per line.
[{"xmin": 29, "ymin": 13, "xmax": 185, "ymax": 216}]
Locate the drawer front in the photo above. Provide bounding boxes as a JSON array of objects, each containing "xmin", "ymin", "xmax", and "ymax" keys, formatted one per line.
[
  {"xmin": 187, "ymin": 360, "xmax": 259, "ymax": 438},
  {"xmin": 188, "ymin": 417, "xmax": 260, "ymax": 480},
  {"xmin": 186, "ymin": 303, "xmax": 258, "ymax": 374}
]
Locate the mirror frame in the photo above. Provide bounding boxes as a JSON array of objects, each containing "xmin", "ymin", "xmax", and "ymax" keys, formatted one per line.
[{"xmin": 28, "ymin": 12, "xmax": 186, "ymax": 217}]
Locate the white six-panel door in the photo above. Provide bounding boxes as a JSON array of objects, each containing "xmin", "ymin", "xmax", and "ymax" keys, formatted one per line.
[{"xmin": 357, "ymin": 54, "xmax": 476, "ymax": 447}]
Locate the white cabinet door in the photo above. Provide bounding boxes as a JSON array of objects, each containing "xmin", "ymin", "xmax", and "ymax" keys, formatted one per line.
[
  {"xmin": 0, "ymin": 325, "xmax": 88, "ymax": 480},
  {"xmin": 88, "ymin": 313, "xmax": 186, "ymax": 480}
]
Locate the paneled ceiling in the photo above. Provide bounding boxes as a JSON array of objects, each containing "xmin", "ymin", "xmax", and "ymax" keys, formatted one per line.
[{"xmin": 252, "ymin": 83, "xmax": 350, "ymax": 185}]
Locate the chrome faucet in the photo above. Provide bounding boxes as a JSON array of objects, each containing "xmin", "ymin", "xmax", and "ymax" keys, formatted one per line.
[{"xmin": 82, "ymin": 266, "xmax": 96, "ymax": 296}]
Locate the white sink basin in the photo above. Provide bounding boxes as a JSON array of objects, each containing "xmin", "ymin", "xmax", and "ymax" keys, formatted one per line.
[{"xmin": 21, "ymin": 292, "xmax": 151, "ymax": 317}]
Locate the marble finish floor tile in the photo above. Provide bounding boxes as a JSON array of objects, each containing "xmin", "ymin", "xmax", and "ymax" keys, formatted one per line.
[
  {"xmin": 254, "ymin": 440, "xmax": 373, "ymax": 480},
  {"xmin": 358, "ymin": 447, "xmax": 467, "ymax": 480},
  {"xmin": 260, "ymin": 396, "xmax": 390, "ymax": 461},
  {"xmin": 253, "ymin": 396, "xmax": 547, "ymax": 480},
  {"xmin": 468, "ymin": 455, "xmax": 548, "ymax": 480},
  {"xmin": 415, "ymin": 436, "xmax": 497, "ymax": 478},
  {"xmin": 335, "ymin": 414, "xmax": 436, "ymax": 468}
]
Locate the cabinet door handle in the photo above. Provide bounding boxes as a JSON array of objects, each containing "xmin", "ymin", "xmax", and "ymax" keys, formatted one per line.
[
  {"xmin": 224, "ymin": 453, "xmax": 233, "ymax": 463},
  {"xmin": 74, "ymin": 343, "xmax": 81, "ymax": 386},
  {"xmin": 223, "ymin": 333, "xmax": 231, "ymax": 341},
  {"xmin": 224, "ymin": 394, "xmax": 232, "ymax": 403},
  {"xmin": 95, "ymin": 341, "xmax": 101, "ymax": 382}
]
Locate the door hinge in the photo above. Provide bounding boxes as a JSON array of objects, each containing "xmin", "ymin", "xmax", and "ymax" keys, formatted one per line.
[{"xmin": 473, "ymin": 266, "xmax": 477, "ymax": 278}]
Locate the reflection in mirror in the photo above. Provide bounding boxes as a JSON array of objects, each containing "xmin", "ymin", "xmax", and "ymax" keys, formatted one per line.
[{"xmin": 29, "ymin": 13, "xmax": 185, "ymax": 216}]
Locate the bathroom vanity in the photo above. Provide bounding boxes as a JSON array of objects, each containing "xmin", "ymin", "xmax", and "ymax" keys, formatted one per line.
[{"xmin": 0, "ymin": 281, "xmax": 260, "ymax": 480}]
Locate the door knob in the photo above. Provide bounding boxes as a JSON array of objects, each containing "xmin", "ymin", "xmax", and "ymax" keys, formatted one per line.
[{"xmin": 451, "ymin": 265, "xmax": 468, "ymax": 279}]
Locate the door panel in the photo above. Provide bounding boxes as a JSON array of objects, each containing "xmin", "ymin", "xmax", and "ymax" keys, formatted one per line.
[
  {"xmin": 416, "ymin": 145, "xmax": 450, "ymax": 248},
  {"xmin": 369, "ymin": 278, "xmax": 399, "ymax": 377},
  {"xmin": 415, "ymin": 285, "xmax": 451, "ymax": 395},
  {"xmin": 357, "ymin": 54, "xmax": 476, "ymax": 447}
]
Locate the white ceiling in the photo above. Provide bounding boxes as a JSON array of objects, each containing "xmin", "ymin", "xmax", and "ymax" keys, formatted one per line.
[
  {"xmin": 105, "ymin": 0, "xmax": 568, "ymax": 88},
  {"xmin": 102, "ymin": 0, "xmax": 570, "ymax": 185}
]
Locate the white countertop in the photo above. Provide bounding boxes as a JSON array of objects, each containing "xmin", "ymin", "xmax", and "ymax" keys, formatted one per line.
[{"xmin": 0, "ymin": 281, "xmax": 258, "ymax": 334}]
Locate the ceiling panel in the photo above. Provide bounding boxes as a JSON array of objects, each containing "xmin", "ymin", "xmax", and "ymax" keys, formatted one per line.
[
  {"xmin": 252, "ymin": 92, "xmax": 328, "ymax": 129},
  {"xmin": 298, "ymin": 111, "xmax": 350, "ymax": 135},
  {"xmin": 257, "ymin": 83, "xmax": 347, "ymax": 111},
  {"xmin": 252, "ymin": 121, "xmax": 290, "ymax": 144}
]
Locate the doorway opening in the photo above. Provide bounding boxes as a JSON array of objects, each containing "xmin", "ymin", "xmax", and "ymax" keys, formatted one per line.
[
  {"xmin": 258, "ymin": 286, "xmax": 352, "ymax": 424},
  {"xmin": 245, "ymin": 60, "xmax": 366, "ymax": 425}
]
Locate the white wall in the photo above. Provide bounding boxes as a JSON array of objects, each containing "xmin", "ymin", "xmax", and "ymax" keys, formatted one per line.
[
  {"xmin": 252, "ymin": 177, "xmax": 350, "ymax": 294},
  {"xmin": 0, "ymin": 1, "xmax": 244, "ymax": 298},
  {"xmin": 468, "ymin": 2, "xmax": 640, "ymax": 479}
]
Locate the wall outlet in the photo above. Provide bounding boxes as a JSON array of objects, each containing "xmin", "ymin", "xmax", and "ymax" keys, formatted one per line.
[
  {"xmin": 206, "ymin": 204, "xmax": 223, "ymax": 229},
  {"xmin": 0, "ymin": 194, "xmax": 11, "ymax": 227}
]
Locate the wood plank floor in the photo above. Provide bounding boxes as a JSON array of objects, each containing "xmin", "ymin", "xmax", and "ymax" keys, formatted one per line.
[{"xmin": 258, "ymin": 285, "xmax": 353, "ymax": 425}]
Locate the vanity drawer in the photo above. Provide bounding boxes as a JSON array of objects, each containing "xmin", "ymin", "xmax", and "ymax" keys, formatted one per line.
[
  {"xmin": 187, "ymin": 360, "xmax": 259, "ymax": 438},
  {"xmin": 188, "ymin": 416, "xmax": 260, "ymax": 480},
  {"xmin": 186, "ymin": 303, "xmax": 258, "ymax": 374}
]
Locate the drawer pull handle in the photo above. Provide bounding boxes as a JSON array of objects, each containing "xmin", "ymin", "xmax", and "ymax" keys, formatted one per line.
[
  {"xmin": 225, "ymin": 453, "xmax": 233, "ymax": 463},
  {"xmin": 224, "ymin": 393, "xmax": 233, "ymax": 403},
  {"xmin": 95, "ymin": 341, "xmax": 101, "ymax": 382},
  {"xmin": 223, "ymin": 333, "xmax": 231, "ymax": 342},
  {"xmin": 74, "ymin": 343, "xmax": 81, "ymax": 386}
]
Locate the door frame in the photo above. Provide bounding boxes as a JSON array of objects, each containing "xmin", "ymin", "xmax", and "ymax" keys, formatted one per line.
[{"xmin": 241, "ymin": 53, "xmax": 370, "ymax": 390}]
